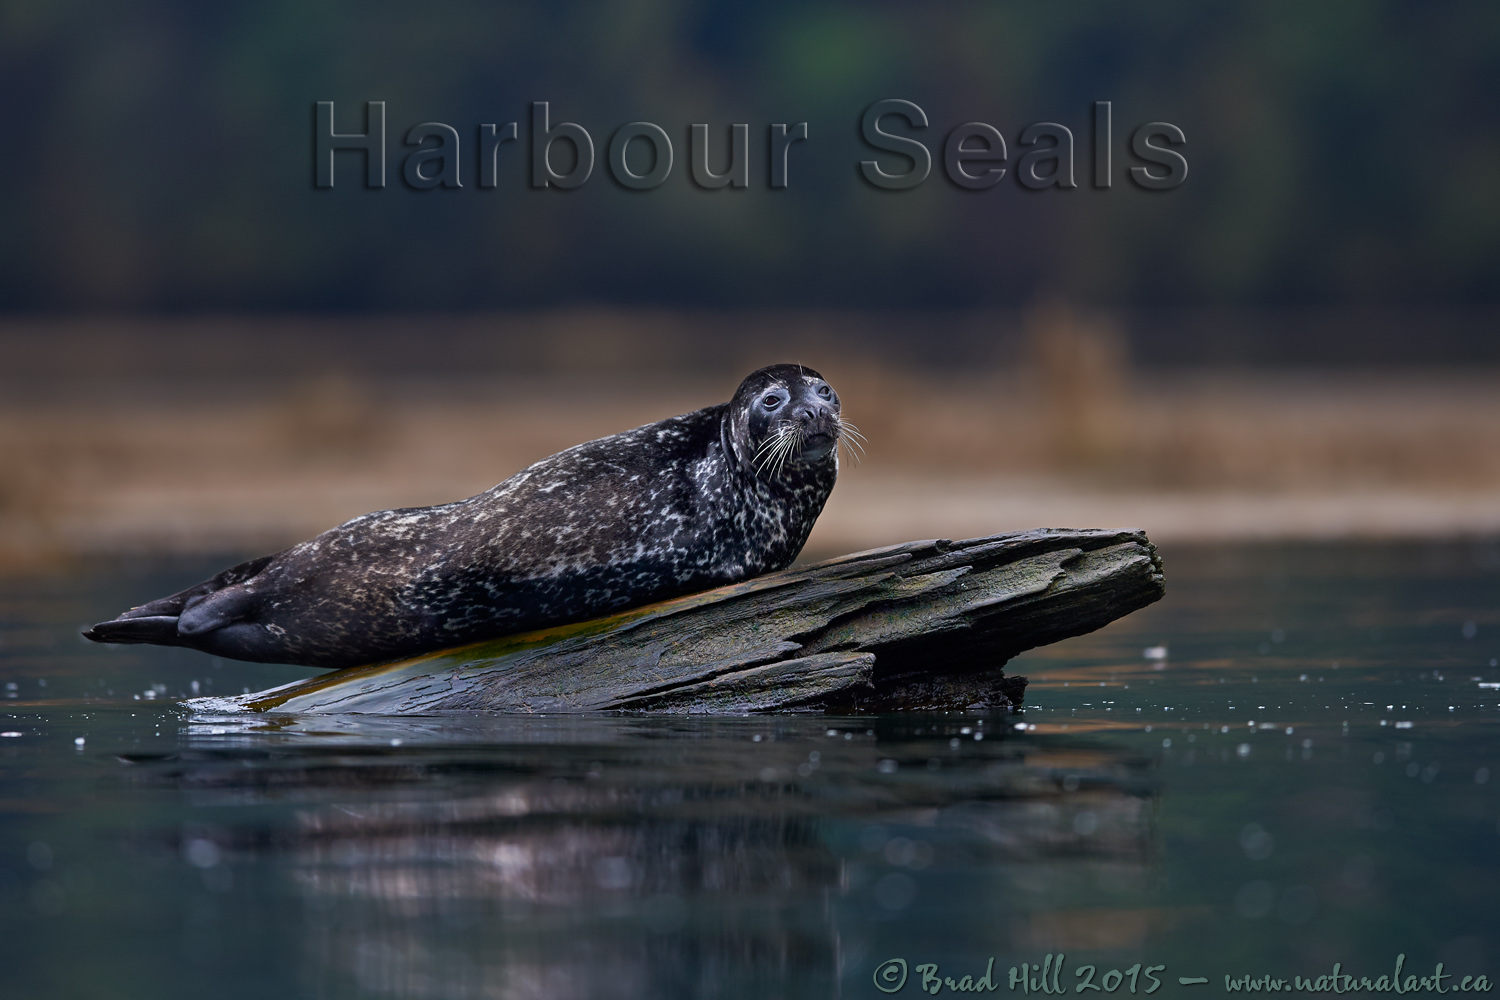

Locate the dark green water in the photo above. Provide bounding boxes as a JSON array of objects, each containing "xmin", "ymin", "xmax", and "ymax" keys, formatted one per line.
[{"xmin": 2, "ymin": 542, "xmax": 1497, "ymax": 999}]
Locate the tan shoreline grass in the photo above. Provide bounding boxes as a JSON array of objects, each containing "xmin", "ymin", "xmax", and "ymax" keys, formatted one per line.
[{"xmin": 3, "ymin": 362, "xmax": 1499, "ymax": 571}]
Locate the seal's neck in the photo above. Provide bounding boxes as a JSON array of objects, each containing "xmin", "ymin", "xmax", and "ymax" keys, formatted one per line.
[{"xmin": 714, "ymin": 407, "xmax": 834, "ymax": 565}]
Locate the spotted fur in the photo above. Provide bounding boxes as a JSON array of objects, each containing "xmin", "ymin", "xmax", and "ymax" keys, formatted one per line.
[{"xmin": 83, "ymin": 365, "xmax": 845, "ymax": 668}]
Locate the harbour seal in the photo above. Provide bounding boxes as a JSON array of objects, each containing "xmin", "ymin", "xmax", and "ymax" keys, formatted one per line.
[{"xmin": 84, "ymin": 364, "xmax": 859, "ymax": 669}]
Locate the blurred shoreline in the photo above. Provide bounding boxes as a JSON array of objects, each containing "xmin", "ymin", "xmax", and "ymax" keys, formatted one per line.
[{"xmin": 4, "ymin": 311, "xmax": 1500, "ymax": 572}]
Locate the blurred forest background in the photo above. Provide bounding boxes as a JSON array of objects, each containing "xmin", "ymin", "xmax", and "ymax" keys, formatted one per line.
[{"xmin": 1, "ymin": 1, "xmax": 1498, "ymax": 568}]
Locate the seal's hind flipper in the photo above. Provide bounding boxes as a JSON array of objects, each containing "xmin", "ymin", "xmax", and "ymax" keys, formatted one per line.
[
  {"xmin": 177, "ymin": 584, "xmax": 256, "ymax": 637},
  {"xmin": 83, "ymin": 616, "xmax": 183, "ymax": 646},
  {"xmin": 86, "ymin": 582, "xmax": 258, "ymax": 646},
  {"xmin": 84, "ymin": 553, "xmax": 278, "ymax": 648},
  {"xmin": 119, "ymin": 554, "xmax": 278, "ymax": 621}
]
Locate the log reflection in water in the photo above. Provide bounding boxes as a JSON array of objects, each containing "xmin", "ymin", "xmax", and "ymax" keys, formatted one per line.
[{"xmin": 126, "ymin": 718, "xmax": 1156, "ymax": 997}]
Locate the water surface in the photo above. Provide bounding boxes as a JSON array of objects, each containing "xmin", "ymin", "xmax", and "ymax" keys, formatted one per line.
[{"xmin": 1, "ymin": 541, "xmax": 1497, "ymax": 998}]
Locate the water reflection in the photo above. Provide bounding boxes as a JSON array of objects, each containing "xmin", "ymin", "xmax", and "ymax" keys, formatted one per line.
[
  {"xmin": 118, "ymin": 715, "xmax": 1158, "ymax": 998},
  {"xmin": 7, "ymin": 541, "xmax": 1497, "ymax": 998}
]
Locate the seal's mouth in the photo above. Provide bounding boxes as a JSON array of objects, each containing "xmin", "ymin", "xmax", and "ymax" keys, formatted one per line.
[
  {"xmin": 799, "ymin": 431, "xmax": 836, "ymax": 461},
  {"xmin": 752, "ymin": 421, "xmax": 818, "ymax": 477},
  {"xmin": 751, "ymin": 417, "xmax": 854, "ymax": 477}
]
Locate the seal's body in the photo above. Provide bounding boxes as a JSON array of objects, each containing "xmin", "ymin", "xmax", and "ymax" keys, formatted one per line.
[{"xmin": 84, "ymin": 365, "xmax": 851, "ymax": 668}]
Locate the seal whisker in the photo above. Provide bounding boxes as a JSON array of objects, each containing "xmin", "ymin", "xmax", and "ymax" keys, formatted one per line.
[
  {"xmin": 770, "ymin": 428, "xmax": 800, "ymax": 478},
  {"xmin": 838, "ymin": 420, "xmax": 868, "ymax": 446},
  {"xmin": 774, "ymin": 424, "xmax": 805, "ymax": 478},
  {"xmin": 751, "ymin": 422, "xmax": 788, "ymax": 467},
  {"xmin": 753, "ymin": 420, "xmax": 800, "ymax": 476},
  {"xmin": 751, "ymin": 437, "xmax": 779, "ymax": 471},
  {"xmin": 835, "ymin": 419, "xmax": 866, "ymax": 465},
  {"xmin": 837, "ymin": 437, "xmax": 862, "ymax": 466},
  {"xmin": 753, "ymin": 442, "xmax": 780, "ymax": 476},
  {"xmin": 752, "ymin": 424, "xmax": 787, "ymax": 458}
]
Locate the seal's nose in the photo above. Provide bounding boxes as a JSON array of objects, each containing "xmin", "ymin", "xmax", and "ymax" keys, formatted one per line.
[{"xmin": 793, "ymin": 404, "xmax": 816, "ymax": 422}]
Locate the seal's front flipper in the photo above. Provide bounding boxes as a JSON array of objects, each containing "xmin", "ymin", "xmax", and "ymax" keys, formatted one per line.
[{"xmin": 82, "ymin": 616, "xmax": 183, "ymax": 645}]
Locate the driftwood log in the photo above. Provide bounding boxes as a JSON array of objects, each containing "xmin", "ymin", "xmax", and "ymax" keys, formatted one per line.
[{"xmin": 194, "ymin": 528, "xmax": 1163, "ymax": 716}]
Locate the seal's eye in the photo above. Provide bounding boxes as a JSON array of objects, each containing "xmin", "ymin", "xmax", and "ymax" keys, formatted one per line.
[
  {"xmin": 761, "ymin": 394, "xmax": 783, "ymax": 410},
  {"xmin": 816, "ymin": 385, "xmax": 832, "ymax": 399}
]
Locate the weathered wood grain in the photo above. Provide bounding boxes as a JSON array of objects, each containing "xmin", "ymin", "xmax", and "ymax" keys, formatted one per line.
[{"xmin": 190, "ymin": 528, "xmax": 1163, "ymax": 715}]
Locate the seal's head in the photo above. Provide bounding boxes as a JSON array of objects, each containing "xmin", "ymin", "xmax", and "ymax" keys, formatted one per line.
[{"xmin": 726, "ymin": 364, "xmax": 858, "ymax": 481}]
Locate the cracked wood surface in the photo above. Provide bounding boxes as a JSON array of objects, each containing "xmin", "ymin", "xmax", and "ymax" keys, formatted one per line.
[{"xmin": 190, "ymin": 528, "xmax": 1164, "ymax": 715}]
